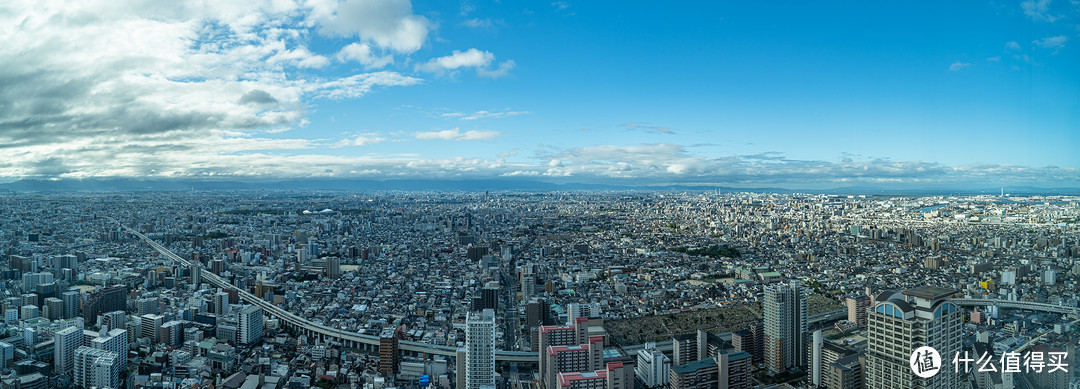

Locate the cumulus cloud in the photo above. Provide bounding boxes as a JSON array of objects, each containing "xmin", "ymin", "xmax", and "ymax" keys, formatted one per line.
[
  {"xmin": 0, "ymin": 0, "xmax": 430, "ymax": 179},
  {"xmin": 310, "ymin": 0, "xmax": 431, "ymax": 53},
  {"xmin": 416, "ymin": 49, "xmax": 515, "ymax": 78},
  {"xmin": 335, "ymin": 42, "xmax": 394, "ymax": 68},
  {"xmin": 414, "ymin": 128, "xmax": 502, "ymax": 141}
]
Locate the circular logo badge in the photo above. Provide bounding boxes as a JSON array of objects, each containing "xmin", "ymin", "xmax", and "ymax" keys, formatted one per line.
[{"xmin": 909, "ymin": 346, "xmax": 942, "ymax": 378}]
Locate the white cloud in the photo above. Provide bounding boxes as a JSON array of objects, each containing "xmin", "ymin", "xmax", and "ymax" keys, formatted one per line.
[
  {"xmin": 949, "ymin": 61, "xmax": 972, "ymax": 71},
  {"xmin": 477, "ymin": 60, "xmax": 516, "ymax": 78},
  {"xmin": 1005, "ymin": 41, "xmax": 1022, "ymax": 51},
  {"xmin": 1021, "ymin": 0, "xmax": 1061, "ymax": 22},
  {"xmin": 309, "ymin": 0, "xmax": 431, "ymax": 53},
  {"xmin": 417, "ymin": 48, "xmax": 494, "ymax": 71},
  {"xmin": 1033, "ymin": 35, "xmax": 1068, "ymax": 51},
  {"xmin": 414, "ymin": 128, "xmax": 502, "ymax": 141},
  {"xmin": 440, "ymin": 109, "xmax": 530, "ymax": 120},
  {"xmin": 336, "ymin": 42, "xmax": 394, "ymax": 68},
  {"xmin": 0, "ymin": 0, "xmax": 435, "ymax": 180},
  {"xmin": 416, "ymin": 49, "xmax": 515, "ymax": 78},
  {"xmin": 334, "ymin": 134, "xmax": 386, "ymax": 147}
]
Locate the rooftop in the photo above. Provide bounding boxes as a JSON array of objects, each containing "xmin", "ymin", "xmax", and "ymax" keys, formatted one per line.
[{"xmin": 902, "ymin": 286, "xmax": 959, "ymax": 301}]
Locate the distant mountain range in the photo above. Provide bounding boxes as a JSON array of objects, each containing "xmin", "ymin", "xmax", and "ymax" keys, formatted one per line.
[{"xmin": 0, "ymin": 178, "xmax": 1076, "ymax": 195}]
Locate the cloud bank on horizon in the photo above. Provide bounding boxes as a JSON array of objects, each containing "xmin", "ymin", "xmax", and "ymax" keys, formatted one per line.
[{"xmin": 1, "ymin": 0, "xmax": 1077, "ymax": 188}]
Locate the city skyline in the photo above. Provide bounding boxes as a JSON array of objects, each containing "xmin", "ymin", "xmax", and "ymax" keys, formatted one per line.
[{"xmin": 2, "ymin": 1, "xmax": 1078, "ymax": 189}]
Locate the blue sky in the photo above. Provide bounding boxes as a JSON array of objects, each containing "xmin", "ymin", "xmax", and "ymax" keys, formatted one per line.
[{"xmin": 1, "ymin": 0, "xmax": 1077, "ymax": 188}]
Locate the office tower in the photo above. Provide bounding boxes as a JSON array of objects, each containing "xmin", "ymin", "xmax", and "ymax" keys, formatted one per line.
[
  {"xmin": 140, "ymin": 314, "xmax": 165, "ymax": 342},
  {"xmin": 10, "ymin": 255, "xmax": 35, "ymax": 274},
  {"xmin": 213, "ymin": 290, "xmax": 230, "ymax": 316},
  {"xmin": 567, "ymin": 302, "xmax": 600, "ymax": 323},
  {"xmin": 763, "ymin": 280, "xmax": 807, "ymax": 374},
  {"xmin": 379, "ymin": 327, "xmax": 400, "ymax": 376},
  {"xmin": 54, "ymin": 325, "xmax": 84, "ymax": 374},
  {"xmin": 4, "ymin": 309, "xmax": 16, "ymax": 324},
  {"xmin": 465, "ymin": 309, "xmax": 496, "ymax": 389},
  {"xmin": 634, "ymin": 343, "xmax": 670, "ymax": 388},
  {"xmin": 866, "ymin": 286, "xmax": 962, "ymax": 389},
  {"xmin": 45, "ymin": 297, "xmax": 64, "ymax": 320},
  {"xmin": 82, "ymin": 285, "xmax": 127, "ymax": 321},
  {"xmin": 846, "ymin": 294, "xmax": 870, "ymax": 327},
  {"xmin": 22, "ymin": 272, "xmax": 53, "ymax": 293},
  {"xmin": 74, "ymin": 346, "xmax": 121, "ymax": 389},
  {"xmin": 238, "ymin": 305, "xmax": 264, "ymax": 345},
  {"xmin": 324, "ymin": 256, "xmax": 341, "ymax": 279},
  {"xmin": 62, "ymin": 291, "xmax": 80, "ymax": 319}
]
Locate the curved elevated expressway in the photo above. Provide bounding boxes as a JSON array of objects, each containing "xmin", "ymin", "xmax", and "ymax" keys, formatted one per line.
[{"xmin": 119, "ymin": 223, "xmax": 538, "ymax": 364}]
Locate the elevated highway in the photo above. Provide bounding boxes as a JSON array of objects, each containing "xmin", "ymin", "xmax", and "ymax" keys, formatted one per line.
[{"xmin": 117, "ymin": 221, "xmax": 539, "ymax": 363}]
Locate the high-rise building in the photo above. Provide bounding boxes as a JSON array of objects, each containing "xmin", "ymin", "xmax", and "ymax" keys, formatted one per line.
[
  {"xmin": 90, "ymin": 328, "xmax": 128, "ymax": 370},
  {"xmin": 716, "ymin": 350, "xmax": 752, "ymax": 389},
  {"xmin": 140, "ymin": 314, "xmax": 165, "ymax": 342},
  {"xmin": 824, "ymin": 352, "xmax": 865, "ymax": 389},
  {"xmin": 465, "ymin": 309, "xmax": 496, "ymax": 389},
  {"xmin": 634, "ymin": 343, "xmax": 670, "ymax": 389},
  {"xmin": 74, "ymin": 346, "xmax": 121, "ymax": 389},
  {"xmin": 526, "ymin": 297, "xmax": 553, "ymax": 329},
  {"xmin": 763, "ymin": 280, "xmax": 807, "ymax": 374},
  {"xmin": 324, "ymin": 257, "xmax": 341, "ymax": 279},
  {"xmin": 54, "ymin": 325, "xmax": 84, "ymax": 374},
  {"xmin": 213, "ymin": 290, "xmax": 230, "ymax": 317},
  {"xmin": 238, "ymin": 305, "xmax": 264, "ymax": 345},
  {"xmin": 538, "ymin": 319, "xmax": 591, "ymax": 389},
  {"xmin": 567, "ymin": 302, "xmax": 600, "ymax": 324},
  {"xmin": 379, "ymin": 327, "xmax": 400, "ymax": 376},
  {"xmin": 62, "ymin": 291, "xmax": 80, "ymax": 319},
  {"xmin": 81, "ymin": 285, "xmax": 126, "ymax": 322},
  {"xmin": 731, "ymin": 322, "xmax": 763, "ymax": 363},
  {"xmin": 478, "ymin": 282, "xmax": 499, "ymax": 312},
  {"xmin": 846, "ymin": 294, "xmax": 870, "ymax": 327},
  {"xmin": 45, "ymin": 297, "xmax": 64, "ymax": 320},
  {"xmin": 21, "ymin": 272, "xmax": 53, "ymax": 293},
  {"xmin": 866, "ymin": 286, "xmax": 962, "ymax": 389}
]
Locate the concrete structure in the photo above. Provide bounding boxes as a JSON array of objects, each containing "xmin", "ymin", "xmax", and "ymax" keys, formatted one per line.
[
  {"xmin": 866, "ymin": 286, "xmax": 962, "ymax": 389},
  {"xmin": 634, "ymin": 343, "xmax": 670, "ymax": 389},
  {"xmin": 238, "ymin": 305, "xmax": 264, "ymax": 345},
  {"xmin": 54, "ymin": 325, "xmax": 84, "ymax": 375},
  {"xmin": 465, "ymin": 309, "xmax": 496, "ymax": 389},
  {"xmin": 763, "ymin": 280, "xmax": 807, "ymax": 374}
]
